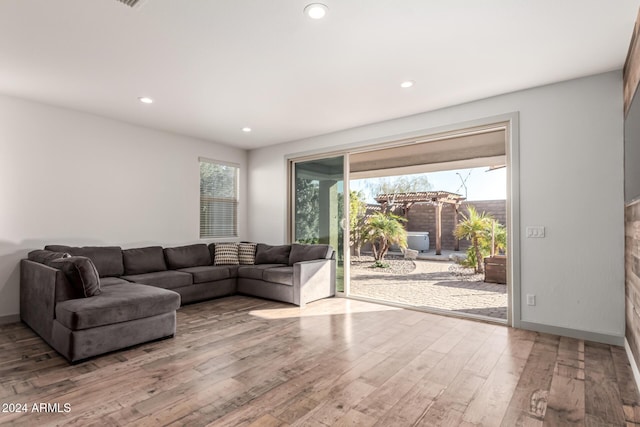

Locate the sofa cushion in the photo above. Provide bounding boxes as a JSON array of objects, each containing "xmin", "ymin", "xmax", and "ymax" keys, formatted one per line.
[
  {"xmin": 123, "ymin": 246, "xmax": 167, "ymax": 275},
  {"xmin": 255, "ymin": 244, "xmax": 291, "ymax": 265},
  {"xmin": 214, "ymin": 243, "xmax": 239, "ymax": 265},
  {"xmin": 55, "ymin": 283, "xmax": 180, "ymax": 330},
  {"xmin": 227, "ymin": 266, "xmax": 240, "ymax": 278},
  {"xmin": 289, "ymin": 244, "xmax": 332, "ymax": 265},
  {"xmin": 238, "ymin": 243, "xmax": 257, "ymax": 265},
  {"xmin": 100, "ymin": 277, "xmax": 131, "ymax": 287},
  {"xmin": 49, "ymin": 256, "xmax": 101, "ymax": 298},
  {"xmin": 28, "ymin": 249, "xmax": 70, "ymax": 265},
  {"xmin": 262, "ymin": 266, "xmax": 294, "ymax": 286},
  {"xmin": 121, "ymin": 270, "xmax": 193, "ymax": 290},
  {"xmin": 208, "ymin": 243, "xmax": 216, "ymax": 263},
  {"xmin": 164, "ymin": 244, "xmax": 211, "ymax": 269},
  {"xmin": 237, "ymin": 264, "xmax": 287, "ymax": 280},
  {"xmin": 45, "ymin": 245, "xmax": 124, "ymax": 278},
  {"xmin": 178, "ymin": 266, "xmax": 231, "ymax": 284}
]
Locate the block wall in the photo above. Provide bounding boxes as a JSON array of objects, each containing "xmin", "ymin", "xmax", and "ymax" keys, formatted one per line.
[{"xmin": 405, "ymin": 200, "xmax": 506, "ymax": 252}]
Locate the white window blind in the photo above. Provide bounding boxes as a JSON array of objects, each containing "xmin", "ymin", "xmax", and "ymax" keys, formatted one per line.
[{"xmin": 200, "ymin": 159, "xmax": 238, "ymax": 238}]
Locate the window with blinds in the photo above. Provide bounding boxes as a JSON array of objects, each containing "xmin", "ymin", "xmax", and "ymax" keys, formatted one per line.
[{"xmin": 199, "ymin": 159, "xmax": 239, "ymax": 238}]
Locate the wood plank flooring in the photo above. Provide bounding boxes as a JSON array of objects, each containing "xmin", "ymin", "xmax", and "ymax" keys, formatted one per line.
[{"xmin": 0, "ymin": 296, "xmax": 638, "ymax": 426}]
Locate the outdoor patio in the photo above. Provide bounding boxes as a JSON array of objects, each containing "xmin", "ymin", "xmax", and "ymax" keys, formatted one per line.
[{"xmin": 349, "ymin": 255, "xmax": 507, "ymax": 320}]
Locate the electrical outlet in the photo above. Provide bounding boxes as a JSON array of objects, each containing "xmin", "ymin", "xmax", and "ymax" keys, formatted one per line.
[
  {"xmin": 526, "ymin": 226, "xmax": 545, "ymax": 238},
  {"xmin": 526, "ymin": 294, "xmax": 536, "ymax": 306}
]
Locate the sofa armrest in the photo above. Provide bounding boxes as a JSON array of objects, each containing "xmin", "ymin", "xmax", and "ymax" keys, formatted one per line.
[
  {"xmin": 293, "ymin": 258, "xmax": 336, "ymax": 307},
  {"xmin": 20, "ymin": 260, "xmax": 64, "ymax": 342},
  {"xmin": 20, "ymin": 260, "xmax": 78, "ymax": 341}
]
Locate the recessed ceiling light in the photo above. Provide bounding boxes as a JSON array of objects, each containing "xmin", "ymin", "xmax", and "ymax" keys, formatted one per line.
[
  {"xmin": 138, "ymin": 96, "xmax": 154, "ymax": 104},
  {"xmin": 304, "ymin": 3, "xmax": 328, "ymax": 19},
  {"xmin": 242, "ymin": 127, "xmax": 252, "ymax": 133},
  {"xmin": 400, "ymin": 81, "xmax": 415, "ymax": 89}
]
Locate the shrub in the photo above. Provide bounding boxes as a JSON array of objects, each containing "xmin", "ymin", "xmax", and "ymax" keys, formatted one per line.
[{"xmin": 369, "ymin": 260, "xmax": 391, "ymax": 269}]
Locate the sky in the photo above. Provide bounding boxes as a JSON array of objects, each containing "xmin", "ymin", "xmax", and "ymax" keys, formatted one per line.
[{"xmin": 350, "ymin": 166, "xmax": 506, "ymax": 202}]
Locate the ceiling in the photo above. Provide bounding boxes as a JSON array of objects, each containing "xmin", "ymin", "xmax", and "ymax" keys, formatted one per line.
[
  {"xmin": 350, "ymin": 128, "xmax": 505, "ymax": 174},
  {"xmin": 0, "ymin": 0, "xmax": 638, "ymax": 150}
]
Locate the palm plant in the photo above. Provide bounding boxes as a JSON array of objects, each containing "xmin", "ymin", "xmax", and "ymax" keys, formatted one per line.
[
  {"xmin": 364, "ymin": 212, "xmax": 407, "ymax": 261},
  {"xmin": 453, "ymin": 206, "xmax": 493, "ymax": 273},
  {"xmin": 490, "ymin": 221, "xmax": 507, "ymax": 255}
]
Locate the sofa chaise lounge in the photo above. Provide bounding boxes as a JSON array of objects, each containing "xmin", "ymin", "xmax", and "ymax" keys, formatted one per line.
[{"xmin": 21, "ymin": 242, "xmax": 335, "ymax": 362}]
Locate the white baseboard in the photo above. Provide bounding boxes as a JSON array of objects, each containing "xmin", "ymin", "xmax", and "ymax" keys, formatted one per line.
[
  {"xmin": 625, "ymin": 338, "xmax": 640, "ymax": 396},
  {"xmin": 0, "ymin": 314, "xmax": 20, "ymax": 325},
  {"xmin": 519, "ymin": 320, "xmax": 624, "ymax": 346}
]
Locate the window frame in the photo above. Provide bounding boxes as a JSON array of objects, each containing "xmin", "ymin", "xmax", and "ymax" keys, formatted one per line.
[{"xmin": 199, "ymin": 157, "xmax": 240, "ymax": 239}]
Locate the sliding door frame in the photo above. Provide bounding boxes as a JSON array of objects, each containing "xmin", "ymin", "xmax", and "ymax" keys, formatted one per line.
[
  {"xmin": 286, "ymin": 112, "xmax": 520, "ymax": 326},
  {"xmin": 288, "ymin": 153, "xmax": 351, "ymax": 296}
]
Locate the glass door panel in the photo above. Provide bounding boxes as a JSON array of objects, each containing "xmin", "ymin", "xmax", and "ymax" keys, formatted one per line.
[{"xmin": 292, "ymin": 156, "xmax": 347, "ymax": 293}]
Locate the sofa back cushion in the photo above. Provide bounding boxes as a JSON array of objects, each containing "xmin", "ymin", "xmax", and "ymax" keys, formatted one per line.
[
  {"xmin": 123, "ymin": 246, "xmax": 167, "ymax": 275},
  {"xmin": 208, "ymin": 244, "xmax": 216, "ymax": 263},
  {"xmin": 289, "ymin": 244, "xmax": 333, "ymax": 265},
  {"xmin": 49, "ymin": 256, "xmax": 101, "ymax": 298},
  {"xmin": 44, "ymin": 245, "xmax": 124, "ymax": 278},
  {"xmin": 164, "ymin": 244, "xmax": 211, "ymax": 269},
  {"xmin": 255, "ymin": 244, "xmax": 291, "ymax": 265},
  {"xmin": 28, "ymin": 249, "xmax": 71, "ymax": 266}
]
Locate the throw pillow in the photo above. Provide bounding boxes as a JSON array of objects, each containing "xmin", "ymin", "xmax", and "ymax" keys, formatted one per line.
[
  {"xmin": 238, "ymin": 243, "xmax": 257, "ymax": 265},
  {"xmin": 49, "ymin": 256, "xmax": 101, "ymax": 298},
  {"xmin": 214, "ymin": 243, "xmax": 239, "ymax": 265}
]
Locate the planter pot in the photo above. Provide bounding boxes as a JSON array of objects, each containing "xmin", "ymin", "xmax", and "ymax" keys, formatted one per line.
[{"xmin": 484, "ymin": 255, "xmax": 506, "ymax": 284}]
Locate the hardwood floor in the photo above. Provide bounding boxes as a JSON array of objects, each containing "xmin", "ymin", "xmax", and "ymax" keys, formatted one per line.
[{"xmin": 0, "ymin": 296, "xmax": 638, "ymax": 426}]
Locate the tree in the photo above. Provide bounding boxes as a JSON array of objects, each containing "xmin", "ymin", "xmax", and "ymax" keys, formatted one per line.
[
  {"xmin": 363, "ymin": 174, "xmax": 433, "ymax": 201},
  {"xmin": 364, "ymin": 212, "xmax": 407, "ymax": 261},
  {"xmin": 349, "ymin": 191, "xmax": 368, "ymax": 256},
  {"xmin": 200, "ymin": 161, "xmax": 237, "ymax": 197},
  {"xmin": 294, "ymin": 177, "xmax": 319, "ymax": 243},
  {"xmin": 453, "ymin": 206, "xmax": 493, "ymax": 273}
]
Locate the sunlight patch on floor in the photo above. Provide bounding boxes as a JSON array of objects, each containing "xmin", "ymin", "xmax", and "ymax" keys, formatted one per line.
[{"xmin": 249, "ymin": 298, "xmax": 400, "ymax": 320}]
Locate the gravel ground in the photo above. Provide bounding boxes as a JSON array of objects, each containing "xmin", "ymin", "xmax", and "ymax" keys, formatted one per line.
[
  {"xmin": 350, "ymin": 258, "xmax": 507, "ymax": 320},
  {"xmin": 351, "ymin": 255, "xmax": 416, "ymax": 275}
]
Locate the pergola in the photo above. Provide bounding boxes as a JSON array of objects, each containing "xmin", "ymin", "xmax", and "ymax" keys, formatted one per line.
[{"xmin": 374, "ymin": 191, "xmax": 466, "ymax": 255}]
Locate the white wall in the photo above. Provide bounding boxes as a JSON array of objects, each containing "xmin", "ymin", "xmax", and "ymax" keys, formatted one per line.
[
  {"xmin": 247, "ymin": 71, "xmax": 625, "ymax": 341},
  {"xmin": 0, "ymin": 95, "xmax": 248, "ymax": 318}
]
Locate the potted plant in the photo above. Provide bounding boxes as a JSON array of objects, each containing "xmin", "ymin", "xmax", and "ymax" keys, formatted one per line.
[{"xmin": 484, "ymin": 220, "xmax": 507, "ymax": 284}]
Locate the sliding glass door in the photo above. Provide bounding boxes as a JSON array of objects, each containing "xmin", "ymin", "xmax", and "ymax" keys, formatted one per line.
[{"xmin": 291, "ymin": 155, "xmax": 348, "ymax": 293}]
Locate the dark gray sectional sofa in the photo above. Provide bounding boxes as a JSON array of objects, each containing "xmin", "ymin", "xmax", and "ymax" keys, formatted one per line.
[{"xmin": 20, "ymin": 242, "xmax": 335, "ymax": 362}]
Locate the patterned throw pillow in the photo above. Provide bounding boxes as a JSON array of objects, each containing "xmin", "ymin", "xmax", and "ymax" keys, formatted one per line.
[
  {"xmin": 238, "ymin": 243, "xmax": 257, "ymax": 265},
  {"xmin": 214, "ymin": 243, "xmax": 239, "ymax": 265}
]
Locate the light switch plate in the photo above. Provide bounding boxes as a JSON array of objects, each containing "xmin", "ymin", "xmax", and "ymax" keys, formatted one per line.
[{"xmin": 526, "ymin": 226, "xmax": 545, "ymax": 238}]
